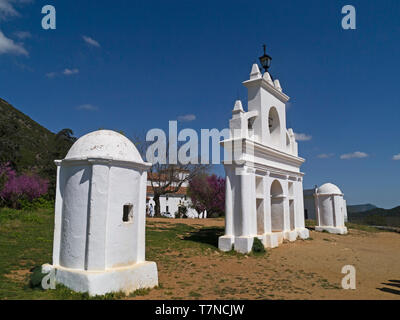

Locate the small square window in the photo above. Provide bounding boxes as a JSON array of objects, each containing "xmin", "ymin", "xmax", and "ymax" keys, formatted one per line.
[{"xmin": 123, "ymin": 204, "xmax": 133, "ymax": 223}]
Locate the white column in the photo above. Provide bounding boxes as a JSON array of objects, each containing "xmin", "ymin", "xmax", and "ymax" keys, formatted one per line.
[
  {"xmin": 85, "ymin": 160, "xmax": 110, "ymax": 271},
  {"xmin": 52, "ymin": 162, "xmax": 63, "ymax": 266},
  {"xmin": 264, "ymin": 173, "xmax": 272, "ymax": 233},
  {"xmin": 136, "ymin": 170, "xmax": 148, "ymax": 262},
  {"xmin": 343, "ymin": 199, "xmax": 348, "ymax": 223},
  {"xmin": 282, "ymin": 178, "xmax": 290, "ymax": 232},
  {"xmin": 249, "ymin": 168, "xmax": 257, "ymax": 235},
  {"xmin": 240, "ymin": 168, "xmax": 252, "ymax": 236},
  {"xmin": 296, "ymin": 178, "xmax": 305, "ymax": 228},
  {"xmin": 314, "ymin": 194, "xmax": 320, "ymax": 226},
  {"xmin": 224, "ymin": 166, "xmax": 234, "ymax": 236}
]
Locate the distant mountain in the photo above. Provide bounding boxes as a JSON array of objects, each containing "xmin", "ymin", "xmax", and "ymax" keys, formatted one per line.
[
  {"xmin": 347, "ymin": 205, "xmax": 400, "ymax": 228},
  {"xmin": 0, "ymin": 98, "xmax": 74, "ymax": 196},
  {"xmin": 347, "ymin": 204, "xmax": 377, "ymax": 214}
]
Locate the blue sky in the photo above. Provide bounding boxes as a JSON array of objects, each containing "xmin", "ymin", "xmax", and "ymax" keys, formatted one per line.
[{"xmin": 0, "ymin": 0, "xmax": 399, "ymax": 208}]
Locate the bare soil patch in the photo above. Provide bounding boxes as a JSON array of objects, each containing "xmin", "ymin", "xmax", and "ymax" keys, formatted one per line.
[{"xmin": 135, "ymin": 218, "xmax": 400, "ymax": 300}]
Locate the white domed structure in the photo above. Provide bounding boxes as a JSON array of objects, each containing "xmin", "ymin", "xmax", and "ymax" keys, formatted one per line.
[
  {"xmin": 314, "ymin": 183, "xmax": 348, "ymax": 234},
  {"xmin": 65, "ymin": 130, "xmax": 143, "ymax": 163},
  {"xmin": 317, "ymin": 183, "xmax": 342, "ymax": 195},
  {"xmin": 43, "ymin": 130, "xmax": 158, "ymax": 296}
]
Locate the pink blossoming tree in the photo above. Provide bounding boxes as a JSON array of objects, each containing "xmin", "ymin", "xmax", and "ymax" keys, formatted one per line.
[
  {"xmin": 188, "ymin": 174, "xmax": 225, "ymax": 217},
  {"xmin": 0, "ymin": 163, "xmax": 48, "ymax": 208}
]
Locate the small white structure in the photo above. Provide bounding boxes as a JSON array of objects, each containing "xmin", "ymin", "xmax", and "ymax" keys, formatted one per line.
[
  {"xmin": 218, "ymin": 63, "xmax": 309, "ymax": 254},
  {"xmin": 303, "ymin": 187, "xmax": 317, "ymax": 220},
  {"xmin": 43, "ymin": 130, "xmax": 158, "ymax": 296},
  {"xmin": 313, "ymin": 183, "xmax": 348, "ymax": 234},
  {"xmin": 146, "ymin": 171, "xmax": 192, "ymax": 218}
]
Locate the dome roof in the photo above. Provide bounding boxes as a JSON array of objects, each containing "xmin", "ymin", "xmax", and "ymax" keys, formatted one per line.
[
  {"xmin": 317, "ymin": 183, "xmax": 342, "ymax": 195},
  {"xmin": 65, "ymin": 130, "xmax": 145, "ymax": 163}
]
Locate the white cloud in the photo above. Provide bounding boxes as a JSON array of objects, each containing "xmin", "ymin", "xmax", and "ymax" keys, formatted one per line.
[
  {"xmin": 63, "ymin": 68, "xmax": 79, "ymax": 76},
  {"xmin": 393, "ymin": 154, "xmax": 400, "ymax": 161},
  {"xmin": 76, "ymin": 104, "xmax": 98, "ymax": 111},
  {"xmin": 82, "ymin": 35, "xmax": 100, "ymax": 47},
  {"xmin": 317, "ymin": 153, "xmax": 334, "ymax": 159},
  {"xmin": 178, "ymin": 114, "xmax": 196, "ymax": 122},
  {"xmin": 0, "ymin": 0, "xmax": 32, "ymax": 20},
  {"xmin": 14, "ymin": 30, "xmax": 31, "ymax": 39},
  {"xmin": 46, "ymin": 68, "xmax": 80, "ymax": 78},
  {"xmin": 294, "ymin": 132, "xmax": 312, "ymax": 141},
  {"xmin": 0, "ymin": 0, "xmax": 19, "ymax": 18},
  {"xmin": 340, "ymin": 151, "xmax": 369, "ymax": 160},
  {"xmin": 45, "ymin": 72, "xmax": 57, "ymax": 78},
  {"xmin": 0, "ymin": 30, "xmax": 28, "ymax": 56}
]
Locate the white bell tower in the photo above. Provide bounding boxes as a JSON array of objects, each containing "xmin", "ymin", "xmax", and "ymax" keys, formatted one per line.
[{"xmin": 219, "ymin": 51, "xmax": 309, "ymax": 254}]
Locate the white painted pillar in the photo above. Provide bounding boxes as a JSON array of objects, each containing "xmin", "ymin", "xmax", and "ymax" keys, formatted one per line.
[
  {"xmin": 224, "ymin": 166, "xmax": 234, "ymax": 236},
  {"xmin": 240, "ymin": 168, "xmax": 251, "ymax": 236},
  {"xmin": 343, "ymin": 199, "xmax": 348, "ymax": 223},
  {"xmin": 282, "ymin": 178, "xmax": 290, "ymax": 232},
  {"xmin": 264, "ymin": 173, "xmax": 272, "ymax": 233},
  {"xmin": 314, "ymin": 194, "xmax": 320, "ymax": 226},
  {"xmin": 136, "ymin": 170, "xmax": 148, "ymax": 262},
  {"xmin": 296, "ymin": 178, "xmax": 305, "ymax": 228},
  {"xmin": 249, "ymin": 168, "xmax": 257, "ymax": 235},
  {"xmin": 52, "ymin": 162, "xmax": 63, "ymax": 266},
  {"xmin": 333, "ymin": 195, "xmax": 344, "ymax": 228},
  {"xmin": 85, "ymin": 160, "xmax": 110, "ymax": 271}
]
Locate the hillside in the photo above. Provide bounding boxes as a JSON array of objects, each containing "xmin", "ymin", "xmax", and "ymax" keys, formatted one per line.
[
  {"xmin": 348, "ymin": 205, "xmax": 400, "ymax": 227},
  {"xmin": 0, "ymin": 98, "xmax": 73, "ymax": 195},
  {"xmin": 347, "ymin": 203, "xmax": 377, "ymax": 214},
  {"xmin": 0, "ymin": 98, "xmax": 55, "ymax": 170}
]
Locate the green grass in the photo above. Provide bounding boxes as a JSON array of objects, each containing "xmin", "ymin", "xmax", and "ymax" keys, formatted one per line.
[
  {"xmin": 305, "ymin": 219, "xmax": 316, "ymax": 228},
  {"xmin": 0, "ymin": 208, "xmax": 228, "ymax": 299},
  {"xmin": 345, "ymin": 222, "xmax": 382, "ymax": 233},
  {"xmin": 0, "ymin": 207, "xmax": 383, "ymax": 299},
  {"xmin": 307, "ymin": 219, "xmax": 385, "ymax": 233}
]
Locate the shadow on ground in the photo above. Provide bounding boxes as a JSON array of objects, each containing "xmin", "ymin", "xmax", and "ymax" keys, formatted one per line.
[
  {"xmin": 377, "ymin": 280, "xmax": 400, "ymax": 296},
  {"xmin": 183, "ymin": 227, "xmax": 224, "ymax": 248}
]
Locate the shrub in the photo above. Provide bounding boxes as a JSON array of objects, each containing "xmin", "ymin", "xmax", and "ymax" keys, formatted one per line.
[
  {"xmin": 19, "ymin": 196, "xmax": 54, "ymax": 211},
  {"xmin": 0, "ymin": 162, "xmax": 49, "ymax": 209},
  {"xmin": 252, "ymin": 237, "xmax": 266, "ymax": 254}
]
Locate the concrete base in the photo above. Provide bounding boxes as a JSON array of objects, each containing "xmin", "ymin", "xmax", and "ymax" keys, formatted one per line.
[
  {"xmin": 42, "ymin": 261, "xmax": 158, "ymax": 296},
  {"xmin": 284, "ymin": 230, "xmax": 298, "ymax": 242},
  {"xmin": 263, "ymin": 233, "xmax": 279, "ymax": 248},
  {"xmin": 297, "ymin": 227, "xmax": 310, "ymax": 239},
  {"xmin": 218, "ymin": 228, "xmax": 311, "ymax": 254},
  {"xmin": 234, "ymin": 236, "xmax": 254, "ymax": 254},
  {"xmin": 218, "ymin": 235, "xmax": 234, "ymax": 252},
  {"xmin": 315, "ymin": 226, "xmax": 348, "ymax": 235},
  {"xmin": 273, "ymin": 231, "xmax": 285, "ymax": 245}
]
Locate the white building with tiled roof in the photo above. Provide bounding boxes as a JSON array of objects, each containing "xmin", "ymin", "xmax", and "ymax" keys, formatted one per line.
[{"xmin": 146, "ymin": 172, "xmax": 192, "ymax": 217}]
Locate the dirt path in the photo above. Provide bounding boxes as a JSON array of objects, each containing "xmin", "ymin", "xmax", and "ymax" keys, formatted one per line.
[{"xmin": 133, "ymin": 218, "xmax": 400, "ymax": 300}]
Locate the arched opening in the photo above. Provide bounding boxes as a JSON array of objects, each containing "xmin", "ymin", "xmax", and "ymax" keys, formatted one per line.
[
  {"xmin": 268, "ymin": 107, "xmax": 281, "ymax": 146},
  {"xmin": 255, "ymin": 176, "xmax": 264, "ymax": 235},
  {"xmin": 270, "ymin": 180, "xmax": 284, "ymax": 232}
]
